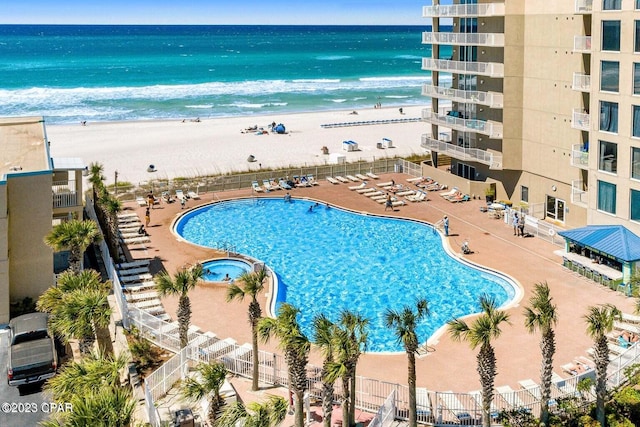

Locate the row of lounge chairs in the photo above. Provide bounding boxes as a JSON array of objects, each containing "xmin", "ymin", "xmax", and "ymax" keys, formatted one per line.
[
  {"xmin": 439, "ymin": 186, "xmax": 471, "ymax": 203},
  {"xmin": 320, "ymin": 117, "xmax": 421, "ymax": 128},
  {"xmin": 252, "ymin": 175, "xmax": 319, "ymax": 192},
  {"xmin": 117, "ymin": 212, "xmax": 150, "ymax": 246},
  {"xmin": 407, "ymin": 176, "xmax": 447, "ymax": 192},
  {"xmin": 326, "ymin": 172, "xmax": 380, "ymax": 184},
  {"xmin": 135, "ymin": 189, "xmax": 200, "ymax": 207}
]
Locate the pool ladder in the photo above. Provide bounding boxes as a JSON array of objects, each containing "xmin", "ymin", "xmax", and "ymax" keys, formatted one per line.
[{"xmin": 216, "ymin": 241, "xmax": 237, "ymax": 256}]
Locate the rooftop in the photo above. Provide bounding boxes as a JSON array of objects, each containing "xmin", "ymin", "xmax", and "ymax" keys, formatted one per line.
[{"xmin": 0, "ymin": 116, "xmax": 49, "ymax": 181}]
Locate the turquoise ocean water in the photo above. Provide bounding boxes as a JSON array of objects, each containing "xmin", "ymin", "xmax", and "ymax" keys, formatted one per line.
[{"xmin": 0, "ymin": 25, "xmax": 449, "ymax": 124}]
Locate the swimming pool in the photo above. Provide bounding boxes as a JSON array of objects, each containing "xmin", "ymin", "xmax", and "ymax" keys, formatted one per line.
[
  {"xmin": 175, "ymin": 198, "xmax": 518, "ymax": 352},
  {"xmin": 202, "ymin": 258, "xmax": 252, "ymax": 282}
]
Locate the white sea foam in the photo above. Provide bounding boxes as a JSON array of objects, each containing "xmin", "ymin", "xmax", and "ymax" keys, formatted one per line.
[{"xmin": 316, "ymin": 55, "xmax": 351, "ymax": 60}]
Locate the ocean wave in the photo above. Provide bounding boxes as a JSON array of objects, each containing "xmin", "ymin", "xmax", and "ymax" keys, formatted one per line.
[
  {"xmin": 316, "ymin": 55, "xmax": 351, "ymax": 61},
  {"xmin": 328, "ymin": 99, "xmax": 347, "ymax": 103},
  {"xmin": 185, "ymin": 104, "xmax": 214, "ymax": 109},
  {"xmin": 394, "ymin": 55, "xmax": 422, "ymax": 60},
  {"xmin": 291, "ymin": 79, "xmax": 341, "ymax": 83}
]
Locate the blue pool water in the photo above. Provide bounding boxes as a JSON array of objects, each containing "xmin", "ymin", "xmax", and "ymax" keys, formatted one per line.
[
  {"xmin": 175, "ymin": 198, "xmax": 517, "ymax": 352},
  {"xmin": 202, "ymin": 259, "xmax": 252, "ymax": 282}
]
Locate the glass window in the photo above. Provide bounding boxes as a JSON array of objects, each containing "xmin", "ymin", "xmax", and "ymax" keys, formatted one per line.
[
  {"xmin": 632, "ymin": 190, "xmax": 640, "ymax": 221},
  {"xmin": 602, "ymin": 21, "xmax": 621, "ymax": 51},
  {"xmin": 601, "ymin": 61, "xmax": 619, "ymax": 92},
  {"xmin": 597, "ymin": 180, "xmax": 617, "ymax": 214},
  {"xmin": 634, "ymin": 106, "xmax": 640, "ymax": 138},
  {"xmin": 603, "ymin": 0, "xmax": 622, "ymax": 9},
  {"xmin": 600, "ymin": 101, "xmax": 619, "ymax": 133},
  {"xmin": 637, "ymin": 21, "xmax": 640, "ymax": 52},
  {"xmin": 637, "ymin": 0, "xmax": 640, "ymax": 9},
  {"xmin": 599, "ymin": 140, "xmax": 618, "ymax": 173},
  {"xmin": 633, "ymin": 147, "xmax": 640, "ymax": 179},
  {"xmin": 635, "ymin": 64, "xmax": 640, "ymax": 95},
  {"xmin": 521, "ymin": 186, "xmax": 528, "ymax": 203}
]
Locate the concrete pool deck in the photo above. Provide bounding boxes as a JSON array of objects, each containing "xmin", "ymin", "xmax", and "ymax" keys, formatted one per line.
[{"xmin": 120, "ymin": 172, "xmax": 636, "ymax": 394}]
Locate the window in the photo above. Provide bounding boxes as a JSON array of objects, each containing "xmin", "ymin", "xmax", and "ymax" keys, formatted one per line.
[
  {"xmin": 603, "ymin": 0, "xmax": 622, "ymax": 9},
  {"xmin": 601, "ymin": 61, "xmax": 619, "ymax": 92},
  {"xmin": 632, "ymin": 189, "xmax": 640, "ymax": 221},
  {"xmin": 634, "ymin": 106, "xmax": 640, "ymax": 138},
  {"xmin": 600, "ymin": 101, "xmax": 618, "ymax": 133},
  {"xmin": 633, "ymin": 147, "xmax": 640, "ymax": 179},
  {"xmin": 599, "ymin": 140, "xmax": 618, "ymax": 173},
  {"xmin": 637, "ymin": 0, "xmax": 640, "ymax": 9},
  {"xmin": 546, "ymin": 196, "xmax": 565, "ymax": 222},
  {"xmin": 637, "ymin": 21, "xmax": 640, "ymax": 52},
  {"xmin": 602, "ymin": 21, "xmax": 621, "ymax": 51},
  {"xmin": 597, "ymin": 180, "xmax": 617, "ymax": 214},
  {"xmin": 521, "ymin": 186, "xmax": 529, "ymax": 203},
  {"xmin": 635, "ymin": 64, "xmax": 640, "ymax": 95}
]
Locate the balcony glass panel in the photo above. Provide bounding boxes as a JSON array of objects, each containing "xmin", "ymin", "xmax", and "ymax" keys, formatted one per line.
[
  {"xmin": 572, "ymin": 72, "xmax": 591, "ymax": 91},
  {"xmin": 576, "ymin": 0, "xmax": 593, "ymax": 13},
  {"xmin": 571, "ymin": 143, "xmax": 590, "ymax": 168}
]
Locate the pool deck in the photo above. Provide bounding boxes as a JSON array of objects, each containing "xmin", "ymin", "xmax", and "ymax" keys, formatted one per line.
[{"xmin": 121, "ymin": 172, "xmax": 635, "ymax": 394}]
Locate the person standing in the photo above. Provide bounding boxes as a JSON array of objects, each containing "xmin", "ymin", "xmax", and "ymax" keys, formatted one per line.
[
  {"xmin": 512, "ymin": 211, "xmax": 519, "ymax": 236},
  {"xmin": 518, "ymin": 213, "xmax": 526, "ymax": 237},
  {"xmin": 147, "ymin": 192, "xmax": 155, "ymax": 209},
  {"xmin": 384, "ymin": 194, "xmax": 393, "ymax": 211},
  {"xmin": 443, "ymin": 215, "xmax": 449, "ymax": 236},
  {"xmin": 145, "ymin": 208, "xmax": 151, "ymax": 227}
]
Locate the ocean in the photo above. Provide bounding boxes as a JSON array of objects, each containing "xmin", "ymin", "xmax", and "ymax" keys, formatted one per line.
[{"xmin": 0, "ymin": 24, "xmax": 446, "ymax": 124}]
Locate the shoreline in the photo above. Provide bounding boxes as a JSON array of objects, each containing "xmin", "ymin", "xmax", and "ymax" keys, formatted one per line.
[{"xmin": 47, "ymin": 105, "xmax": 430, "ymax": 184}]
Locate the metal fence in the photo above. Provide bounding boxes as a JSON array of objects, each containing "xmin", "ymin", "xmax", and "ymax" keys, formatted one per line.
[{"xmin": 368, "ymin": 390, "xmax": 396, "ymax": 427}]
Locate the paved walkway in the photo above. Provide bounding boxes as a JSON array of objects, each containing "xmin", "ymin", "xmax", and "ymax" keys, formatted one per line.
[{"xmin": 120, "ymin": 172, "xmax": 635, "ymax": 396}]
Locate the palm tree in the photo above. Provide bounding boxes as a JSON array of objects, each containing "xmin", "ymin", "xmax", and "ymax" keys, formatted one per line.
[
  {"xmin": 313, "ymin": 314, "xmax": 339, "ymax": 427},
  {"xmin": 226, "ymin": 266, "xmax": 268, "ymax": 391},
  {"xmin": 523, "ymin": 282, "xmax": 558, "ymax": 425},
  {"xmin": 584, "ymin": 303, "xmax": 621, "ymax": 427},
  {"xmin": 44, "ymin": 218, "xmax": 102, "ymax": 272},
  {"xmin": 217, "ymin": 394, "xmax": 288, "ymax": 427},
  {"xmin": 155, "ymin": 263, "xmax": 204, "ymax": 348},
  {"xmin": 384, "ymin": 298, "xmax": 429, "ymax": 427},
  {"xmin": 448, "ymin": 294, "xmax": 511, "ymax": 427},
  {"xmin": 182, "ymin": 361, "xmax": 228, "ymax": 426},
  {"xmin": 101, "ymin": 194, "xmax": 123, "ymax": 262},
  {"xmin": 258, "ymin": 303, "xmax": 310, "ymax": 427},
  {"xmin": 37, "ymin": 270, "xmax": 113, "ymax": 356}
]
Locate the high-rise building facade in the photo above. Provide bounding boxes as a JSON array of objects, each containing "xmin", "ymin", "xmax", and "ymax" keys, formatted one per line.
[{"xmin": 421, "ymin": 0, "xmax": 640, "ymax": 236}]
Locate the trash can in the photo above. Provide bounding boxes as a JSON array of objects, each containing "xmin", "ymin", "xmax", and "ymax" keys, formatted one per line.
[{"xmin": 376, "ymin": 142, "xmax": 383, "ymax": 149}]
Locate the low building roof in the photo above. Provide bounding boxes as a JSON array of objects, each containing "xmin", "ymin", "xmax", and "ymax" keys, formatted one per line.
[
  {"xmin": 558, "ymin": 225, "xmax": 640, "ymax": 263},
  {"xmin": 0, "ymin": 116, "xmax": 49, "ymax": 181}
]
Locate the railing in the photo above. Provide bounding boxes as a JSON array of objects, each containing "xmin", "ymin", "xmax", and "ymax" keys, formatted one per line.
[
  {"xmin": 422, "ymin": 32, "xmax": 505, "ymax": 47},
  {"xmin": 422, "ymin": 58, "xmax": 504, "ymax": 78},
  {"xmin": 421, "ymin": 135, "xmax": 502, "ymax": 170},
  {"xmin": 571, "ymin": 144, "xmax": 589, "ymax": 169},
  {"xmin": 368, "ymin": 390, "xmax": 396, "ymax": 427},
  {"xmin": 422, "ymin": 84, "xmax": 503, "ymax": 108},
  {"xmin": 421, "ymin": 110, "xmax": 504, "ymax": 139},
  {"xmin": 575, "ymin": 0, "xmax": 593, "ymax": 13},
  {"xmin": 573, "ymin": 36, "xmax": 592, "ymax": 53},
  {"xmin": 572, "ymin": 109, "xmax": 591, "ymax": 131},
  {"xmin": 572, "ymin": 72, "xmax": 591, "ymax": 92},
  {"xmin": 571, "ymin": 180, "xmax": 589, "ymax": 207},
  {"xmin": 422, "ymin": 2, "xmax": 505, "ymax": 17}
]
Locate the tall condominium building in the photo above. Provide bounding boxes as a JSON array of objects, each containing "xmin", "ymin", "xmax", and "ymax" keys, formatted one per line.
[{"xmin": 420, "ymin": 0, "xmax": 640, "ymax": 236}]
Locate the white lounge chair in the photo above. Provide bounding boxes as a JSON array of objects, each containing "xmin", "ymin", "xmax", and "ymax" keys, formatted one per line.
[
  {"xmin": 364, "ymin": 191, "xmax": 385, "ymax": 198},
  {"xmin": 118, "ymin": 213, "xmax": 138, "ymax": 219},
  {"xmin": 136, "ymin": 196, "xmax": 147, "ymax": 207},
  {"xmin": 395, "ymin": 190, "xmax": 415, "ymax": 197},
  {"xmin": 118, "ymin": 266, "xmax": 150, "ymax": 276},
  {"xmin": 121, "ymin": 236, "xmax": 150, "ymax": 245},
  {"xmin": 440, "ymin": 187, "xmax": 459, "ymax": 197},
  {"xmin": 306, "ymin": 174, "xmax": 320, "ymax": 185},
  {"xmin": 119, "ymin": 273, "xmax": 153, "ymax": 283},
  {"xmin": 355, "ymin": 173, "xmax": 368, "ymax": 181},
  {"xmin": 262, "ymin": 179, "xmax": 274, "ymax": 191},
  {"xmin": 187, "ymin": 191, "xmax": 201, "ymax": 199},
  {"xmin": 326, "ymin": 176, "xmax": 340, "ymax": 184},
  {"xmin": 377, "ymin": 181, "xmax": 394, "ymax": 187},
  {"xmin": 125, "ymin": 291, "xmax": 159, "ymax": 302},
  {"xmin": 117, "ymin": 259, "xmax": 151, "ymax": 270},
  {"xmin": 346, "ymin": 175, "xmax": 360, "ymax": 182},
  {"xmin": 406, "ymin": 191, "xmax": 427, "ymax": 202},
  {"xmin": 122, "ymin": 281, "xmax": 156, "ymax": 293},
  {"xmin": 496, "ymin": 385, "xmax": 528, "ymax": 410},
  {"xmin": 439, "ymin": 391, "xmax": 473, "ymax": 422},
  {"xmin": 356, "ymin": 187, "xmax": 376, "ymax": 194},
  {"xmin": 406, "ymin": 176, "xmax": 424, "ymax": 183},
  {"xmin": 335, "ymin": 176, "xmax": 350, "ymax": 183},
  {"xmin": 251, "ymin": 181, "xmax": 264, "ymax": 192},
  {"xmin": 366, "ymin": 172, "xmax": 379, "ymax": 179},
  {"xmin": 348, "ymin": 182, "xmax": 367, "ymax": 190},
  {"xmin": 175, "ymin": 189, "xmax": 186, "ymax": 201}
]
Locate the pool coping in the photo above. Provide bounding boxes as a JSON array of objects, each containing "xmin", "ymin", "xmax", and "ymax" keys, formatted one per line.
[{"xmin": 170, "ymin": 195, "xmax": 524, "ymax": 354}]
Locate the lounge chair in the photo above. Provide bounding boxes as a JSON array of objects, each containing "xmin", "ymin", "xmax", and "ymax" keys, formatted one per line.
[
  {"xmin": 117, "ymin": 259, "xmax": 151, "ymax": 270},
  {"xmin": 440, "ymin": 187, "xmax": 459, "ymax": 198},
  {"xmin": 118, "ymin": 213, "xmax": 138, "ymax": 220},
  {"xmin": 377, "ymin": 181, "xmax": 394, "ymax": 187},
  {"xmin": 278, "ymin": 179, "xmax": 292, "ymax": 190},
  {"xmin": 364, "ymin": 191, "xmax": 385, "ymax": 198},
  {"xmin": 335, "ymin": 176, "xmax": 350, "ymax": 183},
  {"xmin": 346, "ymin": 175, "xmax": 360, "ymax": 182},
  {"xmin": 119, "ymin": 273, "xmax": 154, "ymax": 284},
  {"xmin": 306, "ymin": 174, "xmax": 320, "ymax": 185},
  {"xmin": 262, "ymin": 179, "xmax": 273, "ymax": 191},
  {"xmin": 125, "ymin": 291, "xmax": 159, "ymax": 302},
  {"xmin": 251, "ymin": 181, "xmax": 264, "ymax": 192},
  {"xmin": 406, "ymin": 191, "xmax": 427, "ymax": 202},
  {"xmin": 187, "ymin": 191, "xmax": 201, "ymax": 199},
  {"xmin": 118, "ymin": 267, "xmax": 150, "ymax": 277},
  {"xmin": 496, "ymin": 385, "xmax": 528, "ymax": 410},
  {"xmin": 355, "ymin": 173, "xmax": 368, "ymax": 181},
  {"xmin": 469, "ymin": 390, "xmax": 500, "ymax": 421},
  {"xmin": 356, "ymin": 187, "xmax": 376, "ymax": 194},
  {"xmin": 349, "ymin": 182, "xmax": 367, "ymax": 190},
  {"xmin": 326, "ymin": 176, "xmax": 340, "ymax": 184},
  {"xmin": 439, "ymin": 391, "xmax": 474, "ymax": 422},
  {"xmin": 121, "ymin": 236, "xmax": 150, "ymax": 245},
  {"xmin": 122, "ymin": 281, "xmax": 156, "ymax": 293},
  {"xmin": 406, "ymin": 176, "xmax": 424, "ymax": 183},
  {"xmin": 136, "ymin": 196, "xmax": 147, "ymax": 207},
  {"xmin": 175, "ymin": 189, "xmax": 187, "ymax": 201},
  {"xmin": 366, "ymin": 172, "xmax": 379, "ymax": 179},
  {"xmin": 395, "ymin": 190, "xmax": 415, "ymax": 197}
]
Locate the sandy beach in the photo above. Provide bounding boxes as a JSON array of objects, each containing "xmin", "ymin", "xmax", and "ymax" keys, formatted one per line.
[{"xmin": 47, "ymin": 106, "xmax": 428, "ymax": 185}]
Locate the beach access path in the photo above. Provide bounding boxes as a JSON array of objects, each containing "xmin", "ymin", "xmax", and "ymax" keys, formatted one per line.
[{"xmin": 118, "ymin": 173, "xmax": 635, "ymax": 394}]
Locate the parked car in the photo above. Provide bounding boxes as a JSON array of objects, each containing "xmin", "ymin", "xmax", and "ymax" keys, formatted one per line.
[{"xmin": 7, "ymin": 313, "xmax": 57, "ymax": 387}]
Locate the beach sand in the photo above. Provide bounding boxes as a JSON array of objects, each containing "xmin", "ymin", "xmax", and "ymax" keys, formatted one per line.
[{"xmin": 47, "ymin": 106, "xmax": 428, "ymax": 185}]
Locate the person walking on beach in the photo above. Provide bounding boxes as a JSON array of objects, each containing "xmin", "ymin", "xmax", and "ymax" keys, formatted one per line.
[
  {"xmin": 145, "ymin": 208, "xmax": 151, "ymax": 227},
  {"xmin": 443, "ymin": 215, "xmax": 449, "ymax": 236}
]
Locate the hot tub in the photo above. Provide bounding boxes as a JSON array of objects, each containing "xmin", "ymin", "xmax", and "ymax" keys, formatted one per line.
[{"xmin": 202, "ymin": 258, "xmax": 252, "ymax": 282}]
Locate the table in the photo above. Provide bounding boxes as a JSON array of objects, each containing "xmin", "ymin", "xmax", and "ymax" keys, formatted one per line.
[{"xmin": 554, "ymin": 250, "xmax": 623, "ymax": 282}]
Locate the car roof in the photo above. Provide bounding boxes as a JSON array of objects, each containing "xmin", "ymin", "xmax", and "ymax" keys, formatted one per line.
[{"xmin": 9, "ymin": 313, "xmax": 49, "ymax": 335}]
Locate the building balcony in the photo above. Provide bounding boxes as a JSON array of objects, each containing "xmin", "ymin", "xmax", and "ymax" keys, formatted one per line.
[
  {"xmin": 572, "ymin": 109, "xmax": 590, "ymax": 131},
  {"xmin": 575, "ymin": 0, "xmax": 593, "ymax": 14},
  {"xmin": 573, "ymin": 36, "xmax": 592, "ymax": 53},
  {"xmin": 422, "ymin": 32, "xmax": 505, "ymax": 47},
  {"xmin": 422, "ymin": 3, "xmax": 505, "ymax": 18},
  {"xmin": 422, "ymin": 58, "xmax": 504, "ymax": 78},
  {"xmin": 52, "ymin": 184, "xmax": 79, "ymax": 209},
  {"xmin": 422, "ymin": 84, "xmax": 503, "ymax": 108},
  {"xmin": 421, "ymin": 135, "xmax": 503, "ymax": 170},
  {"xmin": 571, "ymin": 144, "xmax": 590, "ymax": 169},
  {"xmin": 571, "ymin": 180, "xmax": 589, "ymax": 207},
  {"xmin": 422, "ymin": 110, "xmax": 503, "ymax": 139},
  {"xmin": 572, "ymin": 72, "xmax": 591, "ymax": 92}
]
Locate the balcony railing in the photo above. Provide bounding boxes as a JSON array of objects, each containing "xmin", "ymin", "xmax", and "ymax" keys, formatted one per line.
[
  {"xmin": 571, "ymin": 144, "xmax": 590, "ymax": 169},
  {"xmin": 421, "ymin": 135, "xmax": 503, "ymax": 170},
  {"xmin": 572, "ymin": 72, "xmax": 591, "ymax": 92},
  {"xmin": 573, "ymin": 36, "xmax": 592, "ymax": 53},
  {"xmin": 422, "ymin": 3, "xmax": 505, "ymax": 18},
  {"xmin": 575, "ymin": 0, "xmax": 593, "ymax": 13},
  {"xmin": 572, "ymin": 109, "xmax": 590, "ymax": 131},
  {"xmin": 53, "ymin": 182, "xmax": 79, "ymax": 209},
  {"xmin": 422, "ymin": 58, "xmax": 504, "ymax": 78},
  {"xmin": 422, "ymin": 32, "xmax": 505, "ymax": 47},
  {"xmin": 422, "ymin": 84, "xmax": 504, "ymax": 108},
  {"xmin": 571, "ymin": 180, "xmax": 589, "ymax": 207},
  {"xmin": 421, "ymin": 110, "xmax": 504, "ymax": 139}
]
